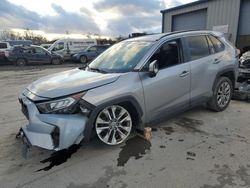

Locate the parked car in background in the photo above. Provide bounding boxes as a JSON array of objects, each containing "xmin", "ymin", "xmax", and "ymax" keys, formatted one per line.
[
  {"xmin": 40, "ymin": 43, "xmax": 52, "ymax": 49},
  {"xmin": 8, "ymin": 45, "xmax": 63, "ymax": 66},
  {"xmin": 48, "ymin": 38, "xmax": 97, "ymax": 60},
  {"xmin": 0, "ymin": 50, "xmax": 6, "ymax": 62},
  {"xmin": 0, "ymin": 40, "xmax": 33, "ymax": 59},
  {"xmin": 72, "ymin": 44, "xmax": 110, "ymax": 64},
  {"xmin": 18, "ymin": 30, "xmax": 238, "ymax": 151}
]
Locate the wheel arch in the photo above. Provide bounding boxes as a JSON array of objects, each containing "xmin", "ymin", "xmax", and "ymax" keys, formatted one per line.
[
  {"xmin": 213, "ymin": 68, "xmax": 236, "ymax": 91},
  {"xmin": 83, "ymin": 96, "xmax": 143, "ymax": 141}
]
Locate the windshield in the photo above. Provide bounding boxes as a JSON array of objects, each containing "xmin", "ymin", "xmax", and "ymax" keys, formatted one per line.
[{"xmin": 88, "ymin": 41, "xmax": 153, "ymax": 73}]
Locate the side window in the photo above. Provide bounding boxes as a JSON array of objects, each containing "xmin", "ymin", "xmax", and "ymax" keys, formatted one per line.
[
  {"xmin": 206, "ymin": 35, "xmax": 216, "ymax": 54},
  {"xmin": 186, "ymin": 36, "xmax": 210, "ymax": 61},
  {"xmin": 208, "ymin": 35, "xmax": 225, "ymax": 53},
  {"xmin": 0, "ymin": 43, "xmax": 7, "ymax": 49},
  {"xmin": 34, "ymin": 47, "xmax": 46, "ymax": 54},
  {"xmin": 52, "ymin": 42, "xmax": 64, "ymax": 51},
  {"xmin": 148, "ymin": 39, "xmax": 182, "ymax": 70},
  {"xmin": 89, "ymin": 46, "xmax": 97, "ymax": 52}
]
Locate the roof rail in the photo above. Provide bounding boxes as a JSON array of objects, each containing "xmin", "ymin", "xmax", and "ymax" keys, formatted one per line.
[{"xmin": 159, "ymin": 29, "xmax": 211, "ymax": 39}]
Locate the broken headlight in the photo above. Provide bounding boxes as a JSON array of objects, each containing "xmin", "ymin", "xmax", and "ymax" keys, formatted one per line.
[{"xmin": 36, "ymin": 92, "xmax": 86, "ymax": 114}]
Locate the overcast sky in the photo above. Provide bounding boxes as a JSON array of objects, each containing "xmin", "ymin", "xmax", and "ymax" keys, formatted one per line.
[{"xmin": 1, "ymin": 0, "xmax": 196, "ymax": 39}]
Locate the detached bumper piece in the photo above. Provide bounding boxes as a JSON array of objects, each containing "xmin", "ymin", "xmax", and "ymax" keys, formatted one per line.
[
  {"xmin": 18, "ymin": 95, "xmax": 88, "ymax": 151},
  {"xmin": 234, "ymin": 68, "xmax": 250, "ymax": 102}
]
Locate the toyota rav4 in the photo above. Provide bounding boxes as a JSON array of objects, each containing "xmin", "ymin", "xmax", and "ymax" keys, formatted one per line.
[{"xmin": 18, "ymin": 30, "xmax": 238, "ymax": 150}]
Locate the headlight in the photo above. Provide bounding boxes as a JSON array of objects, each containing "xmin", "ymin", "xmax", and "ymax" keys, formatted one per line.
[{"xmin": 36, "ymin": 92, "xmax": 86, "ymax": 114}]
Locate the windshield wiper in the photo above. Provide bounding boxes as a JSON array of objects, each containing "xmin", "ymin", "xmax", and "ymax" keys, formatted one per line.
[{"xmin": 89, "ymin": 67, "xmax": 107, "ymax": 73}]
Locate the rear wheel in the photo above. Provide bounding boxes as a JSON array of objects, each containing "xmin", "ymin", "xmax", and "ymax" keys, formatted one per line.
[
  {"xmin": 95, "ymin": 105, "xmax": 132, "ymax": 145},
  {"xmin": 51, "ymin": 58, "xmax": 61, "ymax": 65},
  {"xmin": 80, "ymin": 55, "xmax": 87, "ymax": 64},
  {"xmin": 207, "ymin": 77, "xmax": 233, "ymax": 112},
  {"xmin": 16, "ymin": 58, "xmax": 26, "ymax": 66}
]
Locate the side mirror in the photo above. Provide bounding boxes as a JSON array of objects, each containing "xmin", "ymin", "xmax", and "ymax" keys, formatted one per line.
[{"xmin": 148, "ymin": 60, "xmax": 159, "ymax": 77}]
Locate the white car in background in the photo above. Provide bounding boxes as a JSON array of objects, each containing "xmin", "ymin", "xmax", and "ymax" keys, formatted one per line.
[{"xmin": 48, "ymin": 38, "xmax": 97, "ymax": 60}]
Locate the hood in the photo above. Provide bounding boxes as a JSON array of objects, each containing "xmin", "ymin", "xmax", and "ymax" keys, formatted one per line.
[{"xmin": 26, "ymin": 68, "xmax": 120, "ymax": 99}]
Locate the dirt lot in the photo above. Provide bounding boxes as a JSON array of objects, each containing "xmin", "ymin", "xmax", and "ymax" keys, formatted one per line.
[{"xmin": 0, "ymin": 65, "xmax": 250, "ymax": 188}]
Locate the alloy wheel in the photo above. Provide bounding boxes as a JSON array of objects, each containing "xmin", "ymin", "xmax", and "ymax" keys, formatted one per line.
[
  {"xmin": 95, "ymin": 105, "xmax": 132, "ymax": 145},
  {"xmin": 217, "ymin": 81, "xmax": 231, "ymax": 108}
]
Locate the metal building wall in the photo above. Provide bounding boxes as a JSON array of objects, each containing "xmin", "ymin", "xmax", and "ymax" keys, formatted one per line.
[{"xmin": 162, "ymin": 0, "xmax": 241, "ymax": 44}]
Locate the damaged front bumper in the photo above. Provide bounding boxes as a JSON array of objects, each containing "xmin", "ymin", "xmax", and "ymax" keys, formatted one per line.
[{"xmin": 18, "ymin": 95, "xmax": 88, "ymax": 151}]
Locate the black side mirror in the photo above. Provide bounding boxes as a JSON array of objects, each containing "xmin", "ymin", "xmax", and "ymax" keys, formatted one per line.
[{"xmin": 149, "ymin": 60, "xmax": 159, "ymax": 77}]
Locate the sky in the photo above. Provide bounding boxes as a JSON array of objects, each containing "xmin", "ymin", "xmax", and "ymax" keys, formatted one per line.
[{"xmin": 1, "ymin": 0, "xmax": 196, "ymax": 40}]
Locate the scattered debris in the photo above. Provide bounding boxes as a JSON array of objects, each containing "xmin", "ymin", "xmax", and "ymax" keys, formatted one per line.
[
  {"xmin": 178, "ymin": 139, "xmax": 184, "ymax": 142},
  {"xmin": 159, "ymin": 145, "xmax": 166, "ymax": 149},
  {"xmin": 187, "ymin": 151, "xmax": 196, "ymax": 157},
  {"xmin": 162, "ymin": 127, "xmax": 174, "ymax": 135}
]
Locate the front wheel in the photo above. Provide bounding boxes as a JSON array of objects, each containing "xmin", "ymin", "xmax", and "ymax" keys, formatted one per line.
[
  {"xmin": 16, "ymin": 58, "xmax": 26, "ymax": 66},
  {"xmin": 51, "ymin": 58, "xmax": 61, "ymax": 65},
  {"xmin": 207, "ymin": 77, "xmax": 233, "ymax": 112},
  {"xmin": 95, "ymin": 105, "xmax": 132, "ymax": 145},
  {"xmin": 80, "ymin": 55, "xmax": 87, "ymax": 64}
]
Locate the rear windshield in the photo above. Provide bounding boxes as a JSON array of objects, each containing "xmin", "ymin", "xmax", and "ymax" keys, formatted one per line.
[{"xmin": 0, "ymin": 43, "xmax": 7, "ymax": 49}]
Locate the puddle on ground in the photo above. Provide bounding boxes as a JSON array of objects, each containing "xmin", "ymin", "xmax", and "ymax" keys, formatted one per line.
[
  {"xmin": 117, "ymin": 136, "xmax": 151, "ymax": 167},
  {"xmin": 36, "ymin": 144, "xmax": 81, "ymax": 172},
  {"xmin": 175, "ymin": 117, "xmax": 205, "ymax": 133}
]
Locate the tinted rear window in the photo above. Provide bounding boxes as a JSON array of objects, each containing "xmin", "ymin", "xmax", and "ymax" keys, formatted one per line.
[
  {"xmin": 186, "ymin": 36, "xmax": 210, "ymax": 61},
  {"xmin": 208, "ymin": 35, "xmax": 225, "ymax": 53},
  {"xmin": 0, "ymin": 43, "xmax": 7, "ymax": 49}
]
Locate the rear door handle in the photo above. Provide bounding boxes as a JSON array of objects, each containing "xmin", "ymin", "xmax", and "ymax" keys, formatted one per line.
[
  {"xmin": 214, "ymin": 58, "xmax": 221, "ymax": 64},
  {"xmin": 179, "ymin": 70, "xmax": 189, "ymax": 77}
]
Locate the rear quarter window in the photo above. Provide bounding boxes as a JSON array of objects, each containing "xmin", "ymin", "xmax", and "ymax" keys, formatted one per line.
[
  {"xmin": 208, "ymin": 35, "xmax": 225, "ymax": 53},
  {"xmin": 0, "ymin": 43, "xmax": 7, "ymax": 49},
  {"xmin": 185, "ymin": 35, "xmax": 210, "ymax": 61}
]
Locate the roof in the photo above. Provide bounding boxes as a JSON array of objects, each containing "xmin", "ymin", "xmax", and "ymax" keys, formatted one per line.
[
  {"xmin": 160, "ymin": 0, "xmax": 210, "ymax": 14},
  {"xmin": 125, "ymin": 30, "xmax": 222, "ymax": 42}
]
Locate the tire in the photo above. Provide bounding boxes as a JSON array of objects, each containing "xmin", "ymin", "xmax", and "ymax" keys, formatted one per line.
[
  {"xmin": 16, "ymin": 58, "xmax": 26, "ymax": 66},
  {"xmin": 51, "ymin": 58, "xmax": 61, "ymax": 65},
  {"xmin": 207, "ymin": 77, "xmax": 233, "ymax": 112},
  {"xmin": 95, "ymin": 105, "xmax": 133, "ymax": 145},
  {"xmin": 80, "ymin": 55, "xmax": 87, "ymax": 64}
]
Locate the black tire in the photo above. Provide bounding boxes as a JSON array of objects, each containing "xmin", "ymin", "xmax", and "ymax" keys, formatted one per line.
[
  {"xmin": 16, "ymin": 58, "xmax": 26, "ymax": 66},
  {"xmin": 207, "ymin": 77, "xmax": 233, "ymax": 112},
  {"xmin": 51, "ymin": 58, "xmax": 61, "ymax": 65},
  {"xmin": 80, "ymin": 55, "xmax": 87, "ymax": 64}
]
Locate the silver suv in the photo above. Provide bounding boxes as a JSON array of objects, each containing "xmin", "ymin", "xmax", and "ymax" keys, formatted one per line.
[{"xmin": 18, "ymin": 31, "xmax": 238, "ymax": 150}]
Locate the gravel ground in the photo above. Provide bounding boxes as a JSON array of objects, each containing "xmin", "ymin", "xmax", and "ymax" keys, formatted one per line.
[{"xmin": 0, "ymin": 65, "xmax": 250, "ymax": 188}]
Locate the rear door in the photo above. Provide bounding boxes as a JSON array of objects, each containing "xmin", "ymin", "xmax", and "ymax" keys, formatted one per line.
[
  {"xmin": 139, "ymin": 38, "xmax": 191, "ymax": 122},
  {"xmin": 183, "ymin": 35, "xmax": 221, "ymax": 105}
]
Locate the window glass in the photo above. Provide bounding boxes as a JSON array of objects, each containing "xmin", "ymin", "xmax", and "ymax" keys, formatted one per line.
[
  {"xmin": 0, "ymin": 43, "xmax": 7, "ymax": 49},
  {"xmin": 209, "ymin": 35, "xmax": 225, "ymax": 53},
  {"xmin": 34, "ymin": 47, "xmax": 46, "ymax": 54},
  {"xmin": 52, "ymin": 42, "xmax": 64, "ymax": 51},
  {"xmin": 206, "ymin": 36, "xmax": 215, "ymax": 54},
  {"xmin": 89, "ymin": 41, "xmax": 153, "ymax": 73},
  {"xmin": 147, "ymin": 39, "xmax": 181, "ymax": 70},
  {"xmin": 22, "ymin": 48, "xmax": 32, "ymax": 53},
  {"xmin": 89, "ymin": 47, "xmax": 97, "ymax": 52},
  {"xmin": 186, "ymin": 36, "xmax": 210, "ymax": 61}
]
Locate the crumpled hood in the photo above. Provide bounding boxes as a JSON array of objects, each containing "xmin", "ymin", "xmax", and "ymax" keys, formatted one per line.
[{"xmin": 26, "ymin": 68, "xmax": 120, "ymax": 99}]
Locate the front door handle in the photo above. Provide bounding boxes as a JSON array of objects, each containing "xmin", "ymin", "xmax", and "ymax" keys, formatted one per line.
[{"xmin": 179, "ymin": 70, "xmax": 189, "ymax": 77}]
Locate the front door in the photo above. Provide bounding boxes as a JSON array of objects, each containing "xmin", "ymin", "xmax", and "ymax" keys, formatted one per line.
[{"xmin": 139, "ymin": 39, "xmax": 191, "ymax": 122}]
